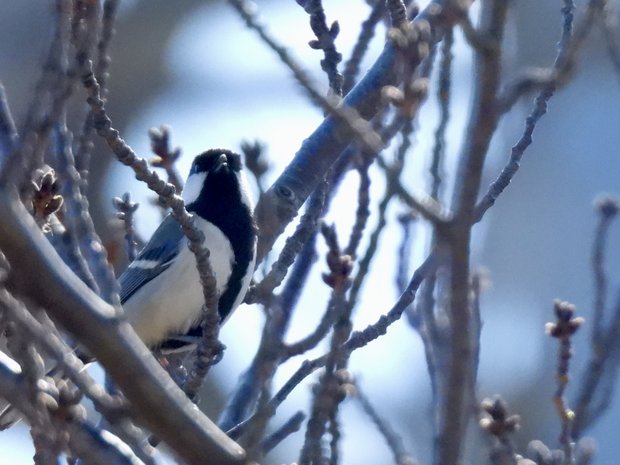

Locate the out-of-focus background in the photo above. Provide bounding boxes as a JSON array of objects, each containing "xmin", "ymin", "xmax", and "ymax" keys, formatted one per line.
[{"xmin": 1, "ymin": 1, "xmax": 620, "ymax": 464}]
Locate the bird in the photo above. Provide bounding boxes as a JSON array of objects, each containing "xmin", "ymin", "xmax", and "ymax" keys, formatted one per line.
[
  {"xmin": 0, "ymin": 148, "xmax": 257, "ymax": 428},
  {"xmin": 120, "ymin": 148, "xmax": 257, "ymax": 351}
]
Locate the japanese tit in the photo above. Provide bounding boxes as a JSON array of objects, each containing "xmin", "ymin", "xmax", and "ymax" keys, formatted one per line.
[
  {"xmin": 0, "ymin": 149, "xmax": 256, "ymax": 429},
  {"xmin": 120, "ymin": 148, "xmax": 257, "ymax": 351}
]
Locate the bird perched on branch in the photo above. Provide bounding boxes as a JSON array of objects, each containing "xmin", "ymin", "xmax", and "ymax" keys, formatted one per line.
[
  {"xmin": 0, "ymin": 148, "xmax": 257, "ymax": 428},
  {"xmin": 120, "ymin": 148, "xmax": 257, "ymax": 350}
]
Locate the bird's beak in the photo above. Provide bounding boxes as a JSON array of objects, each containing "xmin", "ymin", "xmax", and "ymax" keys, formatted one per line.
[{"xmin": 213, "ymin": 154, "xmax": 229, "ymax": 173}]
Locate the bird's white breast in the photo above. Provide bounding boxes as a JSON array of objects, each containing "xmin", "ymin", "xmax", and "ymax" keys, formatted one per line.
[{"xmin": 122, "ymin": 217, "xmax": 234, "ymax": 348}]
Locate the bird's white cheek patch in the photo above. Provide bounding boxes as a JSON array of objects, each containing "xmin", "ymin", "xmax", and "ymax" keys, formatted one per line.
[
  {"xmin": 182, "ymin": 172, "xmax": 207, "ymax": 204},
  {"xmin": 235, "ymin": 171, "xmax": 254, "ymax": 211}
]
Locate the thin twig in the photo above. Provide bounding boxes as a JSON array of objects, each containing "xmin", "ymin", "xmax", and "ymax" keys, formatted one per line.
[
  {"xmin": 342, "ymin": 1, "xmax": 385, "ymax": 94},
  {"xmin": 241, "ymin": 140, "xmax": 271, "ymax": 196},
  {"xmin": 573, "ymin": 197, "xmax": 620, "ymax": 438},
  {"xmin": 387, "ymin": 0, "xmax": 409, "ymax": 27},
  {"xmin": 546, "ymin": 300, "xmax": 583, "ymax": 464},
  {"xmin": 0, "ymin": 0, "xmax": 75, "ymax": 191},
  {"xmin": 75, "ymin": 0, "xmax": 120, "ymax": 187},
  {"xmin": 474, "ymin": 0, "xmax": 576, "ymax": 222},
  {"xmin": 599, "ymin": 0, "xmax": 620, "ymax": 83},
  {"xmin": 299, "ymin": 0, "xmax": 344, "ymax": 96},
  {"xmin": 149, "ymin": 126, "xmax": 184, "ymax": 193},
  {"xmin": 354, "ymin": 379, "xmax": 418, "ymax": 465},
  {"xmin": 395, "ymin": 212, "xmax": 416, "ymax": 295},
  {"xmin": 55, "ymin": 122, "xmax": 121, "ymax": 307},
  {"xmin": 328, "ymin": 411, "xmax": 341, "ymax": 465},
  {"xmin": 479, "ymin": 397, "xmax": 521, "ymax": 465},
  {"xmin": 112, "ymin": 192, "xmax": 140, "ymax": 262},
  {"xmin": 260, "ymin": 411, "xmax": 306, "ymax": 454},
  {"xmin": 282, "ymin": 294, "xmax": 337, "ymax": 360},
  {"xmin": 346, "ymin": 185, "xmax": 391, "ymax": 312},
  {"xmin": 590, "ymin": 196, "xmax": 619, "ymax": 344},
  {"xmin": 249, "ymin": 180, "xmax": 327, "ymax": 303},
  {"xmin": 344, "ymin": 159, "xmax": 371, "ymax": 258},
  {"xmin": 299, "ymin": 224, "xmax": 353, "ymax": 465},
  {"xmin": 430, "ymin": 29, "xmax": 453, "ymax": 200},
  {"xmin": 497, "ymin": 0, "xmax": 604, "ymax": 114},
  {"xmin": 392, "ymin": 181, "xmax": 449, "ymax": 224}
]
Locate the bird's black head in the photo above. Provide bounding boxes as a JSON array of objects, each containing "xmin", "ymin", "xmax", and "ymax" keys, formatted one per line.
[
  {"xmin": 182, "ymin": 149, "xmax": 247, "ymax": 210},
  {"xmin": 189, "ymin": 149, "xmax": 242, "ymax": 176}
]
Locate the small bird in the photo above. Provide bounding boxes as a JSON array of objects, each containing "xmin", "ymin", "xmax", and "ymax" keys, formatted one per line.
[
  {"xmin": 0, "ymin": 149, "xmax": 257, "ymax": 428},
  {"xmin": 120, "ymin": 148, "xmax": 257, "ymax": 350}
]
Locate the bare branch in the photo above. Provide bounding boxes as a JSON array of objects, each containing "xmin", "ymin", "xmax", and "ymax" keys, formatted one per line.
[
  {"xmin": 298, "ymin": 0, "xmax": 344, "ymax": 96},
  {"xmin": 546, "ymin": 300, "xmax": 583, "ymax": 463},
  {"xmin": 55, "ymin": 122, "xmax": 121, "ymax": 306},
  {"xmin": 354, "ymin": 379, "xmax": 418, "ymax": 465},
  {"xmin": 342, "ymin": 2, "xmax": 385, "ymax": 94},
  {"xmin": 260, "ymin": 411, "xmax": 305, "ymax": 454},
  {"xmin": 474, "ymin": 0, "xmax": 578, "ymax": 223},
  {"xmin": 112, "ymin": 193, "xmax": 140, "ymax": 262},
  {"xmin": 249, "ymin": 180, "xmax": 327, "ymax": 304},
  {"xmin": 75, "ymin": 0, "xmax": 120, "ymax": 188},
  {"xmin": 430, "ymin": 30, "xmax": 453, "ymax": 199},
  {"xmin": 149, "ymin": 126, "xmax": 183, "ymax": 193},
  {"xmin": 479, "ymin": 397, "xmax": 521, "ymax": 465}
]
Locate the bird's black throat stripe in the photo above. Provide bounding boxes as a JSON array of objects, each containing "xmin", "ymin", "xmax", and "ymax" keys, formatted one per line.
[{"xmin": 160, "ymin": 162, "xmax": 256, "ymax": 351}]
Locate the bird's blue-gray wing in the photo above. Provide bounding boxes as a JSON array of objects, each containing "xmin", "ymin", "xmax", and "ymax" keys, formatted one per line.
[{"xmin": 119, "ymin": 214, "xmax": 184, "ymax": 303}]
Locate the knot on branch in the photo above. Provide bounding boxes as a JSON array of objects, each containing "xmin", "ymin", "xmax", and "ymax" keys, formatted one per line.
[
  {"xmin": 112, "ymin": 192, "xmax": 139, "ymax": 221},
  {"xmin": 309, "ymin": 21, "xmax": 340, "ymax": 50},
  {"xmin": 36, "ymin": 377, "xmax": 86, "ymax": 426},
  {"xmin": 594, "ymin": 194, "xmax": 620, "ymax": 219},
  {"xmin": 388, "ymin": 20, "xmax": 431, "ymax": 62},
  {"xmin": 546, "ymin": 300, "xmax": 583, "ymax": 339},
  {"xmin": 335, "ymin": 368, "xmax": 355, "ymax": 397},
  {"xmin": 383, "ymin": 78, "xmax": 429, "ymax": 117},
  {"xmin": 479, "ymin": 397, "xmax": 520, "ymax": 438},
  {"xmin": 53, "ymin": 379, "xmax": 87, "ymax": 424},
  {"xmin": 320, "ymin": 223, "xmax": 353, "ymax": 290},
  {"xmin": 149, "ymin": 126, "xmax": 181, "ymax": 171},
  {"xmin": 31, "ymin": 169, "xmax": 64, "ymax": 226}
]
